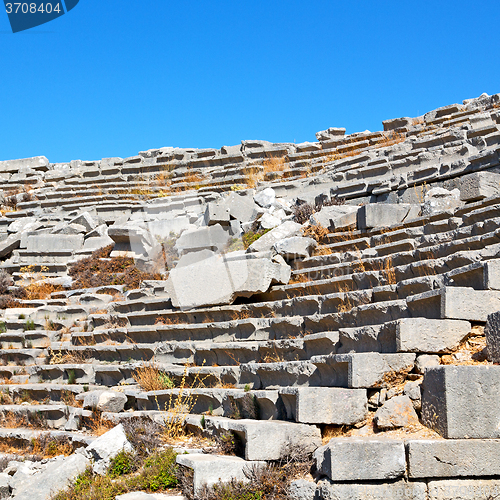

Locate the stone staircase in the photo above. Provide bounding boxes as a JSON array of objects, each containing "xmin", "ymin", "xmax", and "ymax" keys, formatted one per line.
[{"xmin": 0, "ymin": 93, "xmax": 500, "ymax": 499}]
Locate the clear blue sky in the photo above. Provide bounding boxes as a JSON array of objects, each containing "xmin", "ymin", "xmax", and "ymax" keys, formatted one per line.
[{"xmin": 0, "ymin": 0, "xmax": 499, "ymax": 163}]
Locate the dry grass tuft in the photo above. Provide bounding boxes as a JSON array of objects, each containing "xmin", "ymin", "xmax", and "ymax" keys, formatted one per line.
[
  {"xmin": 302, "ymin": 224, "xmax": 329, "ymax": 244},
  {"xmin": 133, "ymin": 362, "xmax": 175, "ymax": 391}
]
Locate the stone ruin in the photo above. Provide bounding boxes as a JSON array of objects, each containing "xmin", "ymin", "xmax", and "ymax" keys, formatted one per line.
[{"xmin": 0, "ymin": 92, "xmax": 499, "ymax": 499}]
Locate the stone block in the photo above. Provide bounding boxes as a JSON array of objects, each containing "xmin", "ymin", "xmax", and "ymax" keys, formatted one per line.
[
  {"xmin": 428, "ymin": 478, "xmax": 500, "ymax": 500},
  {"xmin": 166, "ymin": 254, "xmax": 290, "ymax": 309},
  {"xmin": 81, "ymin": 390, "xmax": 127, "ymax": 412},
  {"xmin": 317, "ymin": 478, "xmax": 427, "ymax": 500},
  {"xmin": 247, "ymin": 221, "xmax": 302, "ymax": 253},
  {"xmin": 204, "ymin": 201, "xmax": 230, "ymax": 226},
  {"xmin": 314, "ymin": 437, "xmax": 406, "ymax": 481},
  {"xmin": 86, "ymin": 423, "xmax": 133, "ymax": 474},
  {"xmin": 393, "ymin": 318, "xmax": 470, "ymax": 353},
  {"xmin": 374, "ymin": 395, "xmax": 419, "ymax": 429},
  {"xmin": 459, "ymin": 171, "xmax": 500, "ymax": 201},
  {"xmin": 223, "ymin": 192, "xmax": 261, "ymax": 223},
  {"xmin": 26, "ymin": 234, "xmax": 83, "ymax": 252},
  {"xmin": 315, "ymin": 127, "xmax": 346, "ymax": 141},
  {"xmin": 421, "ymin": 365, "xmax": 500, "ymax": 438},
  {"xmin": 69, "ymin": 211, "xmax": 100, "ymax": 232},
  {"xmin": 408, "ymin": 439, "xmax": 500, "ymax": 478},
  {"xmin": 174, "ymin": 224, "xmax": 230, "ymax": 255},
  {"xmin": 279, "ymin": 387, "xmax": 367, "ymax": 425},
  {"xmin": 204, "ymin": 418, "xmax": 321, "ymax": 461},
  {"xmin": 357, "ymin": 203, "xmax": 419, "ymax": 229},
  {"xmin": 0, "ymin": 156, "xmax": 49, "ymax": 173},
  {"xmin": 274, "ymin": 236, "xmax": 316, "ymax": 260},
  {"xmin": 486, "ymin": 310, "xmax": 500, "ymax": 362},
  {"xmin": 176, "ymin": 454, "xmax": 264, "ymax": 495},
  {"xmin": 422, "ymin": 187, "xmax": 462, "ymax": 216},
  {"xmin": 310, "ymin": 205, "xmax": 358, "ymax": 230},
  {"xmin": 254, "ymin": 187, "xmax": 275, "ymax": 208}
]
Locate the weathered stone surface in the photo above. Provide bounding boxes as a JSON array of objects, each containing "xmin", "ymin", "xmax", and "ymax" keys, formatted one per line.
[
  {"xmin": 422, "ymin": 187, "xmax": 462, "ymax": 216},
  {"xmin": 310, "ymin": 205, "xmax": 358, "ymax": 230},
  {"xmin": 459, "ymin": 171, "xmax": 500, "ymax": 201},
  {"xmin": 415, "ymin": 354, "xmax": 440, "ymax": 374},
  {"xmin": 274, "ymin": 236, "xmax": 316, "ymax": 260},
  {"xmin": 316, "ymin": 127, "xmax": 346, "ymax": 141},
  {"xmin": 247, "ymin": 221, "xmax": 302, "ymax": 253},
  {"xmin": 204, "ymin": 201, "xmax": 230, "ymax": 226},
  {"xmin": 393, "ymin": 318, "xmax": 470, "ymax": 353},
  {"xmin": 280, "ymin": 387, "xmax": 367, "ymax": 425},
  {"xmin": 408, "ymin": 439, "xmax": 500, "ymax": 478},
  {"xmin": 358, "ymin": 203, "xmax": 420, "ymax": 229},
  {"xmin": 316, "ymin": 478, "xmax": 427, "ymax": 500},
  {"xmin": 288, "ymin": 479, "xmax": 316, "ymax": 500},
  {"xmin": 27, "ymin": 234, "xmax": 83, "ymax": 252},
  {"xmin": 205, "ymin": 418, "xmax": 321, "ymax": 461},
  {"xmin": 421, "ymin": 365, "xmax": 500, "ymax": 438},
  {"xmin": 427, "ymin": 478, "xmax": 500, "ymax": 500},
  {"xmin": 81, "ymin": 390, "xmax": 127, "ymax": 412},
  {"xmin": 223, "ymin": 192, "xmax": 261, "ymax": 222},
  {"xmin": 173, "ymin": 224, "xmax": 230, "ymax": 255},
  {"xmin": 166, "ymin": 254, "xmax": 290, "ymax": 309},
  {"xmin": 86, "ymin": 424, "xmax": 133, "ymax": 474},
  {"xmin": 374, "ymin": 395, "xmax": 419, "ymax": 429},
  {"xmin": 176, "ymin": 454, "xmax": 264, "ymax": 495},
  {"xmin": 11, "ymin": 453, "xmax": 90, "ymax": 500},
  {"xmin": 485, "ymin": 310, "xmax": 500, "ymax": 363},
  {"xmin": 254, "ymin": 188, "xmax": 276, "ymax": 208},
  {"xmin": 314, "ymin": 437, "xmax": 406, "ymax": 481}
]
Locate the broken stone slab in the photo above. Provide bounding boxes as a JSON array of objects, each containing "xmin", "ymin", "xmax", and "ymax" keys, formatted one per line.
[
  {"xmin": 0, "ymin": 234, "xmax": 20, "ymax": 258},
  {"xmin": 79, "ymin": 390, "xmax": 128, "ymax": 412},
  {"xmin": 357, "ymin": 203, "xmax": 420, "ymax": 230},
  {"xmin": 421, "ymin": 365, "xmax": 500, "ymax": 438},
  {"xmin": 203, "ymin": 200, "xmax": 230, "ymax": 226},
  {"xmin": 310, "ymin": 205, "xmax": 359, "ymax": 230},
  {"xmin": 427, "ymin": 478, "xmax": 500, "ymax": 500},
  {"xmin": 374, "ymin": 394, "xmax": 419, "ymax": 429},
  {"xmin": 222, "ymin": 192, "xmax": 262, "ymax": 223},
  {"xmin": 11, "ymin": 453, "xmax": 90, "ymax": 500},
  {"xmin": 50, "ymin": 222, "xmax": 87, "ymax": 235},
  {"xmin": 259, "ymin": 210, "xmax": 285, "ymax": 230},
  {"xmin": 176, "ymin": 454, "xmax": 264, "ymax": 495},
  {"xmin": 0, "ymin": 156, "xmax": 49, "ymax": 173},
  {"xmin": 274, "ymin": 236, "xmax": 316, "ymax": 260},
  {"xmin": 415, "ymin": 354, "xmax": 440, "ymax": 374},
  {"xmin": 314, "ymin": 437, "xmax": 406, "ymax": 481},
  {"xmin": 204, "ymin": 417, "xmax": 321, "ymax": 461},
  {"xmin": 108, "ymin": 223, "xmax": 161, "ymax": 260},
  {"xmin": 166, "ymin": 253, "xmax": 290, "ymax": 309},
  {"xmin": 422, "ymin": 188, "xmax": 462, "ymax": 216},
  {"xmin": 408, "ymin": 439, "xmax": 500, "ymax": 478},
  {"xmin": 459, "ymin": 171, "xmax": 500, "ymax": 202},
  {"xmin": 173, "ymin": 224, "xmax": 230, "ymax": 255},
  {"xmin": 316, "ymin": 478, "xmax": 427, "ymax": 500},
  {"xmin": 279, "ymin": 387, "xmax": 367, "ymax": 425},
  {"xmin": 247, "ymin": 221, "xmax": 302, "ymax": 253},
  {"xmin": 85, "ymin": 423, "xmax": 133, "ymax": 474},
  {"xmin": 68, "ymin": 211, "xmax": 101, "ymax": 232},
  {"xmin": 254, "ymin": 187, "xmax": 276, "ymax": 208}
]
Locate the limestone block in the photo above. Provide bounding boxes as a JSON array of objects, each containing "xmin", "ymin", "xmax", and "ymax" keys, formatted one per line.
[
  {"xmin": 415, "ymin": 354, "xmax": 440, "ymax": 374},
  {"xmin": 383, "ymin": 117, "xmax": 412, "ymax": 131},
  {"xmin": 82, "ymin": 390, "xmax": 127, "ymax": 412},
  {"xmin": 315, "ymin": 127, "xmax": 346, "ymax": 141},
  {"xmin": 421, "ymin": 365, "xmax": 500, "ymax": 438},
  {"xmin": 314, "ymin": 437, "xmax": 406, "ymax": 481},
  {"xmin": 486, "ymin": 310, "xmax": 500, "ymax": 362},
  {"xmin": 254, "ymin": 187, "xmax": 276, "ymax": 208},
  {"xmin": 357, "ymin": 203, "xmax": 419, "ymax": 229},
  {"xmin": 26, "ymin": 234, "xmax": 83, "ymax": 252},
  {"xmin": 280, "ymin": 387, "xmax": 367, "ymax": 425},
  {"xmin": 69, "ymin": 211, "xmax": 101, "ymax": 232},
  {"xmin": 203, "ymin": 201, "xmax": 230, "ymax": 226},
  {"xmin": 0, "ymin": 156, "xmax": 49, "ymax": 173},
  {"xmin": 274, "ymin": 236, "xmax": 316, "ymax": 260},
  {"xmin": 459, "ymin": 171, "xmax": 500, "ymax": 201},
  {"xmin": 86, "ymin": 424, "xmax": 133, "ymax": 474},
  {"xmin": 316, "ymin": 478, "xmax": 427, "ymax": 500},
  {"xmin": 310, "ymin": 205, "xmax": 358, "ymax": 230},
  {"xmin": 422, "ymin": 188, "xmax": 463, "ymax": 216},
  {"xmin": 204, "ymin": 418, "xmax": 321, "ymax": 461},
  {"xmin": 374, "ymin": 395, "xmax": 419, "ymax": 429},
  {"xmin": 166, "ymin": 254, "xmax": 290, "ymax": 309},
  {"xmin": 393, "ymin": 318, "xmax": 470, "ymax": 353},
  {"xmin": 247, "ymin": 221, "xmax": 302, "ymax": 253},
  {"xmin": 11, "ymin": 453, "xmax": 90, "ymax": 500},
  {"xmin": 223, "ymin": 192, "xmax": 261, "ymax": 223},
  {"xmin": 0, "ymin": 234, "xmax": 20, "ymax": 258},
  {"xmin": 427, "ymin": 478, "xmax": 500, "ymax": 500},
  {"xmin": 176, "ymin": 454, "xmax": 264, "ymax": 495},
  {"xmin": 174, "ymin": 224, "xmax": 230, "ymax": 255},
  {"xmin": 408, "ymin": 439, "xmax": 500, "ymax": 478},
  {"xmin": 288, "ymin": 479, "xmax": 316, "ymax": 500}
]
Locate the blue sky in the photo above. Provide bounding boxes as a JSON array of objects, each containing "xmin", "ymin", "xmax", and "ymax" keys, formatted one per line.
[{"xmin": 0, "ymin": 0, "xmax": 499, "ymax": 163}]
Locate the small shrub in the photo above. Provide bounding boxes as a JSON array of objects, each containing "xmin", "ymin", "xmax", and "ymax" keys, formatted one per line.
[
  {"xmin": 108, "ymin": 450, "xmax": 136, "ymax": 477},
  {"xmin": 293, "ymin": 203, "xmax": 314, "ymax": 224},
  {"xmin": 121, "ymin": 419, "xmax": 164, "ymax": 457},
  {"xmin": 127, "ymin": 449, "xmax": 178, "ymax": 491},
  {"xmin": 67, "ymin": 369, "xmax": 77, "ymax": 385},
  {"xmin": 133, "ymin": 363, "xmax": 175, "ymax": 391},
  {"xmin": 24, "ymin": 320, "xmax": 36, "ymax": 331},
  {"xmin": 242, "ymin": 229, "xmax": 270, "ymax": 249},
  {"xmin": 0, "ymin": 322, "xmax": 6, "ymax": 334}
]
